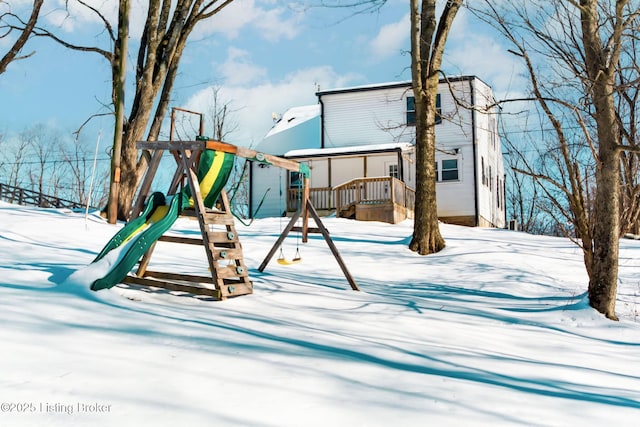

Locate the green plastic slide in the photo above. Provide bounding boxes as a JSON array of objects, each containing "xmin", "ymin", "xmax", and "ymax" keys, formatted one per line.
[{"xmin": 90, "ymin": 149, "xmax": 235, "ymax": 291}]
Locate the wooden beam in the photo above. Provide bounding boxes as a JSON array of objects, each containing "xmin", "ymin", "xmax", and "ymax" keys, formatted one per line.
[
  {"xmin": 137, "ymin": 139, "xmax": 309, "ymax": 176},
  {"xmin": 306, "ymin": 200, "xmax": 360, "ymax": 291}
]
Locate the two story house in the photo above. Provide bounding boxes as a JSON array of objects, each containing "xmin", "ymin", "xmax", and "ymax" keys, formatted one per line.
[{"xmin": 248, "ymin": 75, "xmax": 506, "ymax": 227}]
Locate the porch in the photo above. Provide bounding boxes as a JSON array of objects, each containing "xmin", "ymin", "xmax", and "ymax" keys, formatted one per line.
[{"xmin": 287, "ymin": 176, "xmax": 415, "ymax": 224}]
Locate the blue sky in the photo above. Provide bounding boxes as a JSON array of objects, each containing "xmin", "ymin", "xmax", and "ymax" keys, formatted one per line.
[{"xmin": 0, "ymin": 0, "xmax": 525, "ymax": 149}]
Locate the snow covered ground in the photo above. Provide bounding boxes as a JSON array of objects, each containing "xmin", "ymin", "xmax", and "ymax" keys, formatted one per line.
[{"xmin": 0, "ymin": 201, "xmax": 639, "ymax": 426}]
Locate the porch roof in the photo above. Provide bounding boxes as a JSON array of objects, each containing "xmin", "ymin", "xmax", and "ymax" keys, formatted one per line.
[{"xmin": 284, "ymin": 142, "xmax": 414, "ymax": 159}]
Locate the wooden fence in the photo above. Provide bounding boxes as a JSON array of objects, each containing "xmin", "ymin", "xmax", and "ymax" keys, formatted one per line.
[{"xmin": 0, "ymin": 183, "xmax": 88, "ymax": 210}]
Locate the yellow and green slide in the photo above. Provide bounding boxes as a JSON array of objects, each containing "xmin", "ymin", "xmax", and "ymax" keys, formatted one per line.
[{"xmin": 90, "ymin": 149, "xmax": 235, "ymax": 291}]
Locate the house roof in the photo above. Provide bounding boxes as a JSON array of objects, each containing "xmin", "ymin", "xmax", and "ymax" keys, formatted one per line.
[
  {"xmin": 284, "ymin": 142, "xmax": 414, "ymax": 159},
  {"xmin": 315, "ymin": 75, "xmax": 489, "ymax": 97},
  {"xmin": 254, "ymin": 104, "xmax": 321, "ymax": 155},
  {"xmin": 264, "ymin": 104, "xmax": 320, "ymax": 139}
]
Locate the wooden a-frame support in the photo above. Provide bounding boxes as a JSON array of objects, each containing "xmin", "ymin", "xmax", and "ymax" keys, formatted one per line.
[{"xmin": 258, "ymin": 177, "xmax": 359, "ymax": 291}]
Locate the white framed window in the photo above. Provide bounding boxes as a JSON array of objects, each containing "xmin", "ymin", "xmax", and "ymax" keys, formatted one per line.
[
  {"xmin": 435, "ymin": 158, "xmax": 459, "ymax": 182},
  {"xmin": 388, "ymin": 163, "xmax": 399, "ymax": 179},
  {"xmin": 441, "ymin": 159, "xmax": 459, "ymax": 181}
]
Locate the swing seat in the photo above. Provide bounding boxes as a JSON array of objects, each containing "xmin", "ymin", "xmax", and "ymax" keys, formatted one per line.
[
  {"xmin": 277, "ymin": 248, "xmax": 302, "ymax": 265},
  {"xmin": 277, "ymin": 256, "xmax": 302, "ymax": 266}
]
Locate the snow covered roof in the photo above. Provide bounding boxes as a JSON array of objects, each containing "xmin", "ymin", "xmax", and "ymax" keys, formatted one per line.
[
  {"xmin": 285, "ymin": 142, "xmax": 414, "ymax": 158},
  {"xmin": 264, "ymin": 104, "xmax": 320, "ymax": 139},
  {"xmin": 253, "ymin": 104, "xmax": 321, "ymax": 156}
]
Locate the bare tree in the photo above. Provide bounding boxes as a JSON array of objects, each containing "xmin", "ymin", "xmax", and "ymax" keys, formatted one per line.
[
  {"xmin": 61, "ymin": 136, "xmax": 110, "ymax": 208},
  {"xmin": 616, "ymin": 31, "xmax": 640, "ymax": 236},
  {"xmin": 1, "ymin": 131, "xmax": 30, "ymax": 188},
  {"xmin": 30, "ymin": 0, "xmax": 235, "ymax": 220},
  {"xmin": 23, "ymin": 125, "xmax": 62, "ymax": 202},
  {"xmin": 474, "ymin": 0, "xmax": 640, "ymax": 319},
  {"xmin": 503, "ymin": 138, "xmax": 550, "ymax": 234},
  {"xmin": 0, "ymin": 0, "xmax": 43, "ymax": 75}
]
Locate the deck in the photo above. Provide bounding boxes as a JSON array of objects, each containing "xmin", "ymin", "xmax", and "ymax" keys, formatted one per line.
[{"xmin": 287, "ymin": 176, "xmax": 415, "ymax": 224}]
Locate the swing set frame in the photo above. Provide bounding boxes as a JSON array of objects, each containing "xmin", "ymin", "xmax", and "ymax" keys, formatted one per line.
[
  {"xmin": 185, "ymin": 139, "xmax": 359, "ymax": 291},
  {"xmin": 257, "ymin": 172, "xmax": 359, "ymax": 291}
]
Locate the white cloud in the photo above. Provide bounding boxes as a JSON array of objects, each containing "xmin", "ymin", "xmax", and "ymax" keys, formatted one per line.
[
  {"xmin": 369, "ymin": 13, "xmax": 409, "ymax": 62},
  {"xmin": 37, "ymin": 0, "xmax": 299, "ymax": 44},
  {"xmin": 253, "ymin": 6, "xmax": 301, "ymax": 42},
  {"xmin": 193, "ymin": 0, "xmax": 302, "ymax": 42},
  {"xmin": 217, "ymin": 47, "xmax": 268, "ymax": 86},
  {"xmin": 186, "ymin": 65, "xmax": 361, "ymax": 147}
]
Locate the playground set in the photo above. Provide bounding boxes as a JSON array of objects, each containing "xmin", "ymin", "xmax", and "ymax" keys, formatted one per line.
[{"xmin": 89, "ymin": 108, "xmax": 359, "ymax": 300}]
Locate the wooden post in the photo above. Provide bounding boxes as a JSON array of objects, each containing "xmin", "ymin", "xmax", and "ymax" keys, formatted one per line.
[
  {"xmin": 306, "ymin": 201, "xmax": 359, "ymax": 291},
  {"xmin": 302, "ymin": 177, "xmax": 310, "ymax": 243}
]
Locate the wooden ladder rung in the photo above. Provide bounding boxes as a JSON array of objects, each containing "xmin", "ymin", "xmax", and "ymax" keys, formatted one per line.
[
  {"xmin": 203, "ymin": 213, "xmax": 236, "ymax": 225},
  {"xmin": 213, "ymin": 247, "xmax": 244, "ymax": 261},
  {"xmin": 219, "ymin": 281, "xmax": 252, "ymax": 298},
  {"xmin": 122, "ymin": 275, "xmax": 222, "ymax": 299},
  {"xmin": 215, "ymin": 264, "xmax": 250, "ymax": 279},
  {"xmin": 207, "ymin": 230, "xmax": 239, "ymax": 243}
]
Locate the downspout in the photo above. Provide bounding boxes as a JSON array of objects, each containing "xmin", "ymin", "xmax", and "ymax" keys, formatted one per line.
[
  {"xmin": 503, "ymin": 172, "xmax": 507, "ymax": 228},
  {"xmin": 469, "ymin": 78, "xmax": 480, "ymax": 227},
  {"xmin": 397, "ymin": 148, "xmax": 404, "ymax": 182},
  {"xmin": 319, "ymin": 97, "xmax": 326, "ymax": 149},
  {"xmin": 248, "ymin": 161, "xmax": 254, "ymax": 218}
]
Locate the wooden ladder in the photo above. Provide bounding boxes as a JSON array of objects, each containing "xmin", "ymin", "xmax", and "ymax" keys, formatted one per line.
[{"xmin": 123, "ymin": 190, "xmax": 253, "ymax": 300}]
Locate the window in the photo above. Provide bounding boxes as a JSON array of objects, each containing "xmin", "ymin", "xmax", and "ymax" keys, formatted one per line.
[
  {"xmin": 441, "ymin": 159, "xmax": 459, "ymax": 181},
  {"xmin": 406, "ymin": 94, "xmax": 442, "ymax": 126},
  {"xmin": 388, "ymin": 163, "xmax": 399, "ymax": 179},
  {"xmin": 289, "ymin": 171, "xmax": 303, "ymax": 189},
  {"xmin": 435, "ymin": 161, "xmax": 439, "ymax": 182},
  {"xmin": 406, "ymin": 96, "xmax": 415, "ymax": 125}
]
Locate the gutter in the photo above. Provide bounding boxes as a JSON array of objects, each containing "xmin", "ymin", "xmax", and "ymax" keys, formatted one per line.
[{"xmin": 470, "ymin": 78, "xmax": 480, "ymax": 227}]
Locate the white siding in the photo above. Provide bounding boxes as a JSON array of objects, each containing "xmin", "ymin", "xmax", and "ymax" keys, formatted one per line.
[
  {"xmin": 471, "ymin": 79, "xmax": 506, "ymax": 228},
  {"xmin": 365, "ymin": 154, "xmax": 399, "ymax": 178},
  {"xmin": 322, "ymin": 87, "xmax": 415, "ymax": 147},
  {"xmin": 435, "ymin": 147, "xmax": 476, "ymax": 217},
  {"xmin": 332, "ymin": 157, "xmax": 364, "ymax": 186},
  {"xmin": 432, "ymin": 79, "xmax": 477, "ymax": 218},
  {"xmin": 308, "ymin": 159, "xmax": 329, "ymax": 188},
  {"xmin": 250, "ymin": 162, "xmax": 286, "ymax": 218}
]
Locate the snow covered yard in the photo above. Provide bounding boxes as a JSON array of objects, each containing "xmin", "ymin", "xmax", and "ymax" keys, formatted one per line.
[{"xmin": 0, "ymin": 201, "xmax": 639, "ymax": 426}]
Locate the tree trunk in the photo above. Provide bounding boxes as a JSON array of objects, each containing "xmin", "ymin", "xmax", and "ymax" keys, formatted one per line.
[
  {"xmin": 589, "ymin": 146, "xmax": 620, "ymax": 320},
  {"xmin": 409, "ymin": 78, "xmax": 445, "ymax": 254},
  {"xmin": 407, "ymin": 0, "xmax": 459, "ymax": 255},
  {"xmin": 580, "ymin": 0, "xmax": 622, "ymax": 320},
  {"xmin": 112, "ymin": 0, "xmax": 209, "ymax": 220}
]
